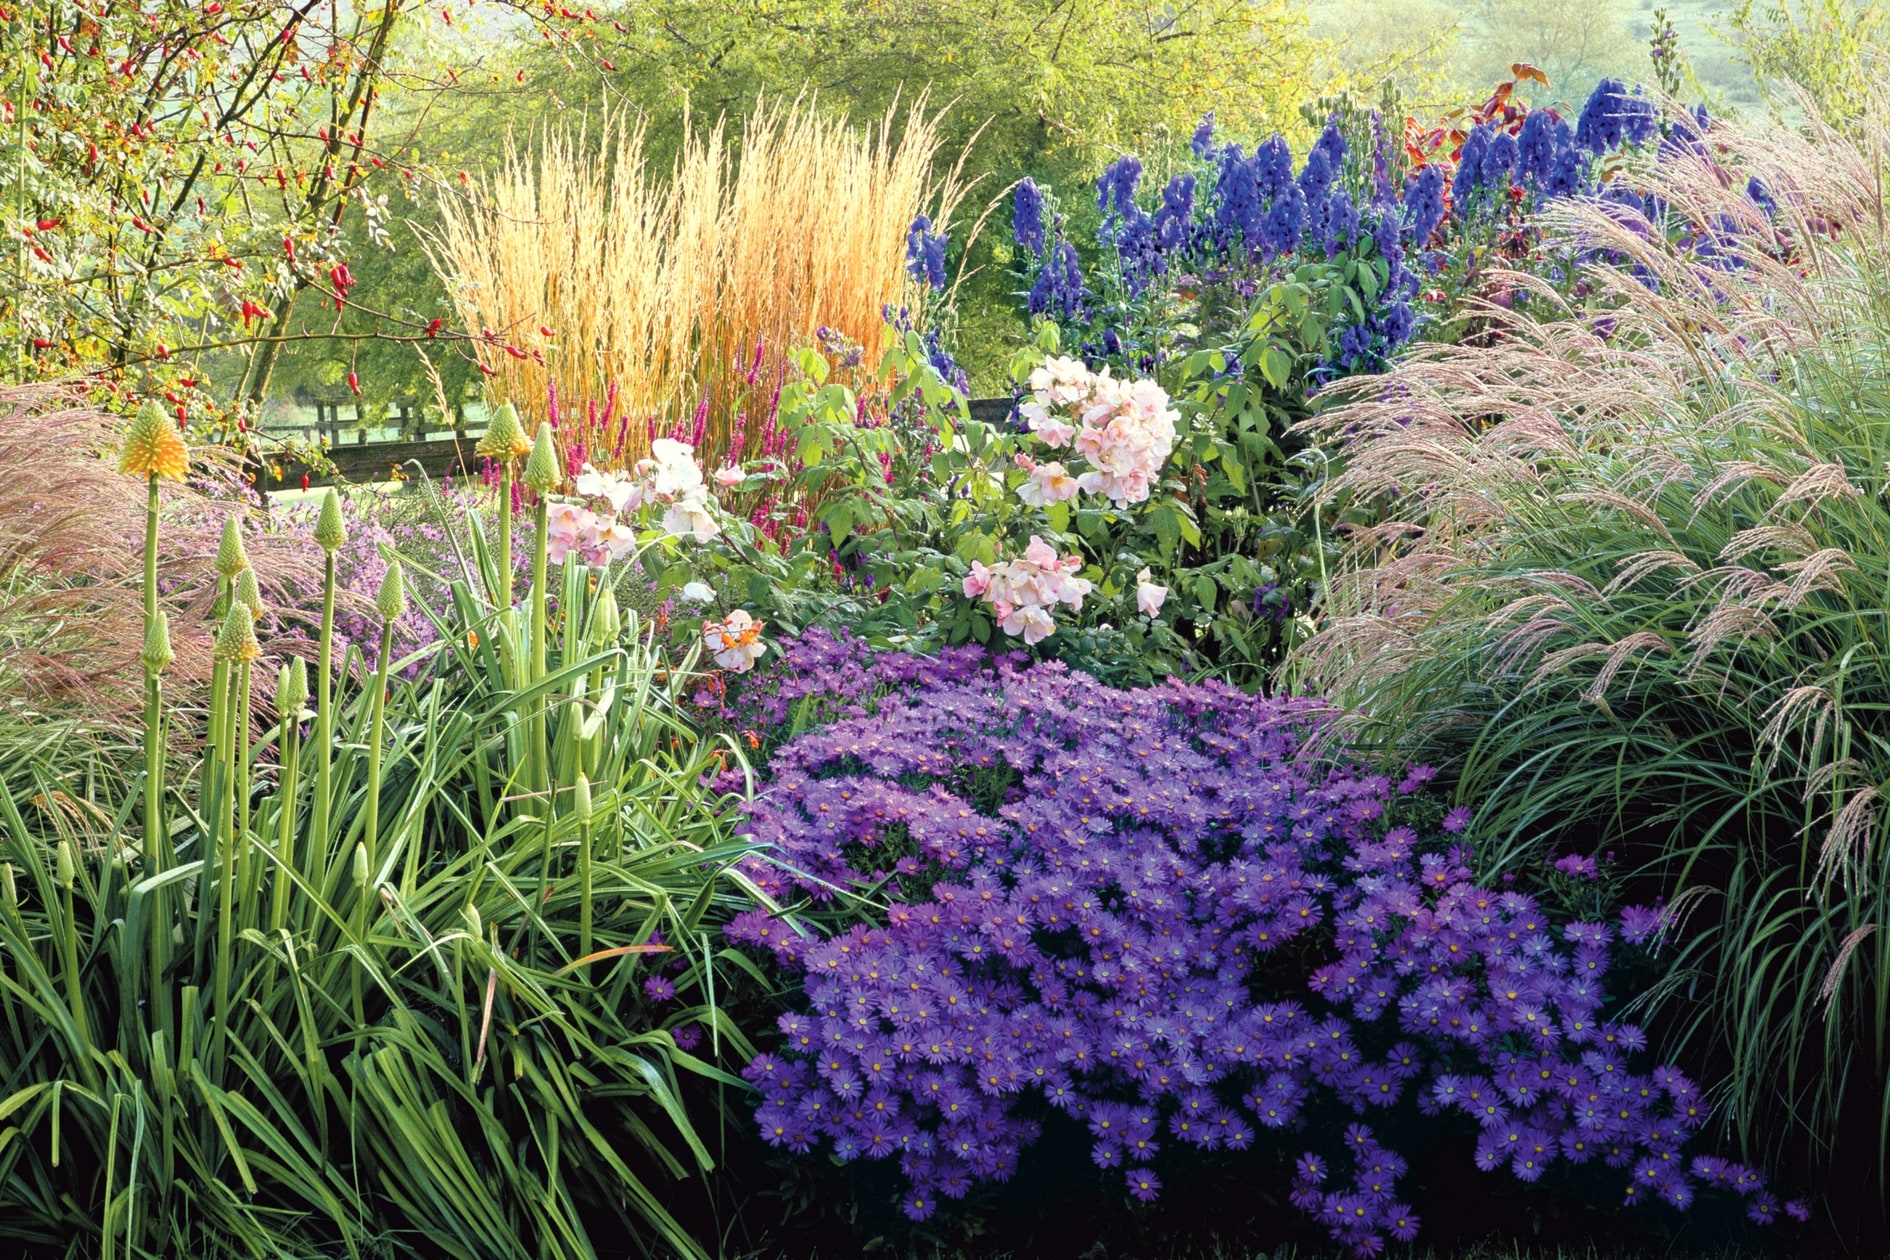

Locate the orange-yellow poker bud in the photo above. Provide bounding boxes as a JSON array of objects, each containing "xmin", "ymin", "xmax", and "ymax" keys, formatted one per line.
[{"xmin": 117, "ymin": 401, "xmax": 190, "ymax": 481}]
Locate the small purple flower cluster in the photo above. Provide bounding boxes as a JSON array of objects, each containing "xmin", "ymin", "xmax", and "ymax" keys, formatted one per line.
[
  {"xmin": 1028, "ymin": 240, "xmax": 1089, "ymax": 322},
  {"xmin": 727, "ymin": 642, "xmax": 1798, "ymax": 1254},
  {"xmin": 906, "ymin": 215, "xmax": 947, "ymax": 291},
  {"xmin": 1575, "ymin": 78, "xmax": 1660, "ymax": 155}
]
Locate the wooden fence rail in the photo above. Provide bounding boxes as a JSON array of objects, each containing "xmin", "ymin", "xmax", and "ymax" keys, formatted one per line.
[{"xmin": 249, "ymin": 398, "xmax": 1016, "ymax": 492}]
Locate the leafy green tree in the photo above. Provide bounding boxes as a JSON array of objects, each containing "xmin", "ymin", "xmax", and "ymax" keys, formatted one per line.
[{"xmin": 1724, "ymin": 0, "xmax": 1890, "ymax": 128}]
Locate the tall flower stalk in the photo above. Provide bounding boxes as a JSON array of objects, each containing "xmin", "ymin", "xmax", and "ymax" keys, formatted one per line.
[
  {"xmin": 364, "ymin": 561, "xmax": 404, "ymax": 870},
  {"xmin": 209, "ymin": 601, "xmax": 260, "ymax": 1066},
  {"xmin": 477, "ymin": 402, "xmax": 530, "ymax": 611},
  {"xmin": 117, "ymin": 400, "xmax": 188, "ymax": 1039},
  {"xmin": 312, "ymin": 489, "xmax": 347, "ymax": 887},
  {"xmin": 270, "ymin": 658, "xmax": 308, "ymax": 933},
  {"xmin": 522, "ymin": 422, "xmax": 560, "ymax": 799}
]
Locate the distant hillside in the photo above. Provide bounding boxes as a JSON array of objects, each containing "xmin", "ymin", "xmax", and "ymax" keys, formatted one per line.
[{"xmin": 1308, "ymin": 0, "xmax": 1762, "ymax": 114}]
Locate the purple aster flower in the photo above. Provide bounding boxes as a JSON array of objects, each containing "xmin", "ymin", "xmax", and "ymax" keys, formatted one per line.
[{"xmin": 1619, "ymin": 905, "xmax": 1665, "ymax": 945}]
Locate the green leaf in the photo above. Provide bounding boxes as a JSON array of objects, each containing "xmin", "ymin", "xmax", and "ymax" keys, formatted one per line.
[
  {"xmin": 1150, "ymin": 504, "xmax": 1182, "ymax": 555},
  {"xmin": 824, "ymin": 501, "xmax": 854, "ymax": 547},
  {"xmin": 1216, "ymin": 444, "xmax": 1247, "ymax": 492},
  {"xmin": 1194, "ymin": 575, "xmax": 1218, "ymax": 612},
  {"xmin": 954, "ymin": 532, "xmax": 997, "ymax": 565},
  {"xmin": 1259, "ymin": 345, "xmax": 1293, "ymax": 390}
]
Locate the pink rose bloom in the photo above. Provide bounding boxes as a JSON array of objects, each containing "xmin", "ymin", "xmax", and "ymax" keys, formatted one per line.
[
  {"xmin": 546, "ymin": 501, "xmax": 594, "ymax": 564},
  {"xmin": 1002, "ymin": 604, "xmax": 1057, "ymax": 644},
  {"xmin": 962, "ymin": 561, "xmax": 993, "ymax": 598},
  {"xmin": 591, "ymin": 521, "xmax": 639, "ymax": 564},
  {"xmin": 1135, "ymin": 567, "xmax": 1167, "ymax": 617},
  {"xmin": 713, "ymin": 464, "xmax": 745, "ymax": 487},
  {"xmin": 1017, "ymin": 460, "xmax": 1079, "ymax": 507},
  {"xmin": 1022, "ymin": 402, "xmax": 1077, "ymax": 449},
  {"xmin": 1023, "ymin": 535, "xmax": 1059, "ymax": 568}
]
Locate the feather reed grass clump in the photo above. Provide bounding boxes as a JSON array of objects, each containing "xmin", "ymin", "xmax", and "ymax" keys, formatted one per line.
[
  {"xmin": 429, "ymin": 97, "xmax": 967, "ymax": 468},
  {"xmin": 1292, "ymin": 100, "xmax": 1890, "ymax": 1180}
]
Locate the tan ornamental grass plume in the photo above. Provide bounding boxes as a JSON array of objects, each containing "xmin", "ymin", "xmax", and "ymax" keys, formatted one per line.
[{"xmin": 429, "ymin": 95, "xmax": 968, "ymax": 469}]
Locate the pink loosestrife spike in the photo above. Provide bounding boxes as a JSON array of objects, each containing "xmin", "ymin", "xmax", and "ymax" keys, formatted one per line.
[
  {"xmin": 690, "ymin": 396, "xmax": 709, "ymax": 448},
  {"xmin": 547, "ymin": 378, "xmax": 560, "ymax": 429}
]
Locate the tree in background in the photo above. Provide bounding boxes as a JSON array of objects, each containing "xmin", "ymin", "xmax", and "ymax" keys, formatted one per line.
[
  {"xmin": 2, "ymin": 1, "xmax": 411, "ymax": 396},
  {"xmin": 0, "ymin": 1, "xmax": 565, "ymax": 445},
  {"xmin": 1725, "ymin": 0, "xmax": 1890, "ymax": 128},
  {"xmin": 499, "ymin": 0, "xmax": 1337, "ymax": 387}
]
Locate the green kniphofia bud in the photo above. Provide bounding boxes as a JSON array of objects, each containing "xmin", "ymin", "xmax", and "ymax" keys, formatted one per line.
[
  {"xmin": 573, "ymin": 773, "xmax": 593, "ymax": 826},
  {"xmin": 54, "ymin": 840, "xmax": 74, "ymax": 890},
  {"xmin": 591, "ymin": 586, "xmax": 621, "ymax": 646},
  {"xmin": 463, "ymin": 903, "xmax": 482, "ymax": 939},
  {"xmin": 521, "ymin": 422, "xmax": 561, "ymax": 494},
  {"xmin": 234, "ymin": 567, "xmax": 265, "ymax": 618},
  {"xmin": 277, "ymin": 656, "xmax": 309, "ymax": 717},
  {"xmin": 476, "ymin": 401, "xmax": 532, "ymax": 463},
  {"xmin": 142, "ymin": 610, "xmax": 175, "ymax": 676},
  {"xmin": 375, "ymin": 559, "xmax": 407, "ymax": 623},
  {"xmin": 215, "ymin": 515, "xmax": 251, "ymax": 580},
  {"xmin": 352, "ymin": 842, "xmax": 370, "ymax": 888},
  {"xmin": 1, "ymin": 862, "xmax": 16, "ymax": 910},
  {"xmin": 314, "ymin": 487, "xmax": 348, "ymax": 553},
  {"xmin": 214, "ymin": 602, "xmax": 262, "ymax": 664}
]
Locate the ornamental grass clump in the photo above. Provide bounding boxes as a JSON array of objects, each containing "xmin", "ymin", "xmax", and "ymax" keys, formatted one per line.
[
  {"xmin": 0, "ymin": 398, "xmax": 763, "ymax": 1259},
  {"xmin": 1292, "ymin": 99, "xmax": 1890, "ymax": 1178},
  {"xmin": 726, "ymin": 638, "xmax": 1795, "ymax": 1254},
  {"xmin": 0, "ymin": 386, "xmax": 313, "ymax": 744},
  {"xmin": 430, "ymin": 98, "xmax": 969, "ymax": 468}
]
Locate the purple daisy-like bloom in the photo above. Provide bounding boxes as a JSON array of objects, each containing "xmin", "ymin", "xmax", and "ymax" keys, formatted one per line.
[
  {"xmin": 1441, "ymin": 805, "xmax": 1473, "ymax": 833},
  {"xmin": 1619, "ymin": 905, "xmax": 1665, "ymax": 945},
  {"xmin": 1126, "ymin": 1167, "xmax": 1162, "ymax": 1202}
]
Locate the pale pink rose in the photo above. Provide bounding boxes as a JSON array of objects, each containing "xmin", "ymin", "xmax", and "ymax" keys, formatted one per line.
[
  {"xmin": 1023, "ymin": 535, "xmax": 1058, "ymax": 568},
  {"xmin": 1002, "ymin": 604, "xmax": 1057, "ymax": 644},
  {"xmin": 1016, "ymin": 460, "xmax": 1079, "ymax": 507},
  {"xmin": 574, "ymin": 463, "xmax": 642, "ymax": 512},
  {"xmin": 593, "ymin": 521, "xmax": 639, "ymax": 563},
  {"xmin": 647, "ymin": 439, "xmax": 706, "ymax": 499},
  {"xmin": 661, "ymin": 487, "xmax": 720, "ymax": 542},
  {"xmin": 713, "ymin": 464, "xmax": 745, "ymax": 487},
  {"xmin": 962, "ymin": 561, "xmax": 992, "ymax": 598},
  {"xmin": 545, "ymin": 502, "xmax": 593, "ymax": 564},
  {"xmin": 1025, "ymin": 405, "xmax": 1077, "ymax": 449},
  {"xmin": 1135, "ymin": 567, "xmax": 1167, "ymax": 617}
]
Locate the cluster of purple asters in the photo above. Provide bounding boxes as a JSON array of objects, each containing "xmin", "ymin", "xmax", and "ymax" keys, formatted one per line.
[{"xmin": 725, "ymin": 636, "xmax": 1802, "ymax": 1255}]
